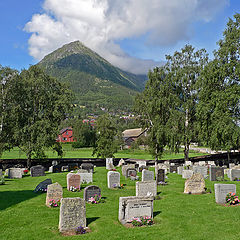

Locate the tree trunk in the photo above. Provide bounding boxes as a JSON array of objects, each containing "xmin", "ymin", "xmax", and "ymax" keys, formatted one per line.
[
  {"xmin": 184, "ymin": 144, "xmax": 189, "ymax": 162},
  {"xmin": 184, "ymin": 108, "xmax": 189, "ymax": 162},
  {"xmin": 26, "ymin": 154, "xmax": 32, "ymax": 169}
]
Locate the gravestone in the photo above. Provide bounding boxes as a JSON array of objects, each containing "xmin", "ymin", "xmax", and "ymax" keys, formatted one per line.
[
  {"xmin": 229, "ymin": 163, "xmax": 235, "ymax": 169},
  {"xmin": 156, "ymin": 169, "xmax": 165, "ymax": 183},
  {"xmin": 77, "ymin": 169, "xmax": 88, "ymax": 173},
  {"xmin": 177, "ymin": 166, "xmax": 184, "ymax": 175},
  {"xmin": 107, "ymin": 171, "xmax": 120, "ymax": 188},
  {"xmin": 214, "ymin": 183, "xmax": 236, "ymax": 204},
  {"xmin": 117, "ymin": 159, "xmax": 125, "ymax": 167},
  {"xmin": 67, "ymin": 173, "xmax": 81, "ymax": 191},
  {"xmin": 59, "ymin": 197, "xmax": 86, "ymax": 233},
  {"xmin": 136, "ymin": 181, "xmax": 157, "ymax": 197},
  {"xmin": 126, "ymin": 168, "xmax": 137, "ymax": 178},
  {"xmin": 52, "ymin": 160, "xmax": 58, "ymax": 166},
  {"xmin": 209, "ymin": 167, "xmax": 224, "ymax": 181},
  {"xmin": 46, "ymin": 182, "xmax": 63, "ymax": 207},
  {"xmin": 118, "ymin": 196, "xmax": 154, "ymax": 224},
  {"xmin": 184, "ymin": 161, "xmax": 192, "ymax": 166},
  {"xmin": 30, "ymin": 165, "xmax": 45, "ymax": 177},
  {"xmin": 81, "ymin": 163, "xmax": 94, "ymax": 173},
  {"xmin": 61, "ymin": 166, "xmax": 68, "ymax": 172},
  {"xmin": 230, "ymin": 169, "xmax": 240, "ymax": 181},
  {"xmin": 106, "ymin": 158, "xmax": 114, "ymax": 170},
  {"xmin": 83, "ymin": 185, "xmax": 101, "ymax": 201},
  {"xmin": 122, "ymin": 164, "xmax": 135, "ymax": 177},
  {"xmin": 49, "ymin": 165, "xmax": 61, "ymax": 173},
  {"xmin": 193, "ymin": 166, "xmax": 208, "ymax": 178},
  {"xmin": 158, "ymin": 164, "xmax": 168, "ymax": 174},
  {"xmin": 34, "ymin": 179, "xmax": 52, "ymax": 193},
  {"xmin": 170, "ymin": 165, "xmax": 178, "ymax": 173},
  {"xmin": 184, "ymin": 173, "xmax": 205, "ymax": 194},
  {"xmin": 199, "ymin": 161, "xmax": 206, "ymax": 166},
  {"xmin": 68, "ymin": 163, "xmax": 79, "ymax": 171},
  {"xmin": 8, "ymin": 168, "xmax": 22, "ymax": 179},
  {"xmin": 208, "ymin": 161, "xmax": 215, "ymax": 165},
  {"xmin": 142, "ymin": 169, "xmax": 154, "ymax": 181},
  {"xmin": 138, "ymin": 165, "xmax": 149, "ymax": 172},
  {"xmin": 78, "ymin": 172, "xmax": 93, "ymax": 184},
  {"xmin": 136, "ymin": 160, "xmax": 147, "ymax": 170}
]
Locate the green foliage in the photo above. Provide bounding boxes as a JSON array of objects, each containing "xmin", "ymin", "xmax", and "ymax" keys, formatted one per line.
[
  {"xmin": 72, "ymin": 119, "xmax": 96, "ymax": 148},
  {"xmin": 197, "ymin": 13, "xmax": 240, "ymax": 151},
  {"xmin": 135, "ymin": 45, "xmax": 208, "ymax": 161},
  {"xmin": 92, "ymin": 114, "xmax": 119, "ymax": 158},
  {"xmin": 0, "ymin": 65, "xmax": 73, "ymax": 167},
  {"xmin": 38, "ymin": 41, "xmax": 146, "ymax": 114}
]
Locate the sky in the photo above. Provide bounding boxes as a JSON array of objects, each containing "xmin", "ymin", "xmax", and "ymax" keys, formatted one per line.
[{"xmin": 0, "ymin": 0, "xmax": 239, "ymax": 74}]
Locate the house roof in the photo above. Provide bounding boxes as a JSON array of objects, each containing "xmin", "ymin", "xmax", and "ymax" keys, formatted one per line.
[
  {"xmin": 60, "ymin": 127, "xmax": 73, "ymax": 134},
  {"xmin": 122, "ymin": 128, "xmax": 146, "ymax": 138}
]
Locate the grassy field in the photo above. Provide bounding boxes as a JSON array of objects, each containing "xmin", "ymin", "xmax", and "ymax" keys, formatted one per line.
[
  {"xmin": 1, "ymin": 167, "xmax": 240, "ymax": 240},
  {"xmin": 1, "ymin": 146, "xmax": 207, "ymax": 160}
]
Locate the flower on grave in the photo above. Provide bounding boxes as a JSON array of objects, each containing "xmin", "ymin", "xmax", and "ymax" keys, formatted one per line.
[
  {"xmin": 130, "ymin": 216, "xmax": 153, "ymax": 227},
  {"xmin": 226, "ymin": 192, "xmax": 240, "ymax": 205},
  {"xmin": 49, "ymin": 199, "xmax": 60, "ymax": 207},
  {"xmin": 70, "ymin": 186, "xmax": 80, "ymax": 192},
  {"xmin": 75, "ymin": 225, "xmax": 86, "ymax": 235},
  {"xmin": 88, "ymin": 194, "xmax": 104, "ymax": 204},
  {"xmin": 23, "ymin": 169, "xmax": 29, "ymax": 174}
]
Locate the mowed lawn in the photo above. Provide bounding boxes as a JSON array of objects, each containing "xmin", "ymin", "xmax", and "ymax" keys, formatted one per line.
[
  {"xmin": 1, "ymin": 167, "xmax": 240, "ymax": 240},
  {"xmin": 1, "ymin": 146, "xmax": 207, "ymax": 160}
]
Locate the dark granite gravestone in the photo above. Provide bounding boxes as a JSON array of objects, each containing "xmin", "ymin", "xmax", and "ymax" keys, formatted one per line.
[
  {"xmin": 83, "ymin": 185, "xmax": 101, "ymax": 201},
  {"xmin": 81, "ymin": 163, "xmax": 94, "ymax": 173},
  {"xmin": 68, "ymin": 163, "xmax": 79, "ymax": 171},
  {"xmin": 30, "ymin": 165, "xmax": 45, "ymax": 177},
  {"xmin": 126, "ymin": 168, "xmax": 137, "ymax": 178},
  {"xmin": 156, "ymin": 169, "xmax": 165, "ymax": 183},
  {"xmin": 52, "ymin": 165, "xmax": 61, "ymax": 173},
  {"xmin": 170, "ymin": 165, "xmax": 178, "ymax": 173},
  {"xmin": 210, "ymin": 167, "xmax": 224, "ymax": 181},
  {"xmin": 34, "ymin": 179, "xmax": 52, "ymax": 193}
]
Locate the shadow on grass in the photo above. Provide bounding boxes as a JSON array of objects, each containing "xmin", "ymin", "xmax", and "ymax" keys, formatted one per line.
[
  {"xmin": 153, "ymin": 211, "xmax": 161, "ymax": 218},
  {"xmin": 87, "ymin": 217, "xmax": 100, "ymax": 225},
  {"xmin": 0, "ymin": 190, "xmax": 37, "ymax": 211}
]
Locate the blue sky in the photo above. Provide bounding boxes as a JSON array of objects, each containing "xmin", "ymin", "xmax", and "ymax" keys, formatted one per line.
[{"xmin": 0, "ymin": 0, "xmax": 239, "ymax": 74}]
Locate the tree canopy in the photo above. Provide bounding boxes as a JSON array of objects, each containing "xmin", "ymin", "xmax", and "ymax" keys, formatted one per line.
[
  {"xmin": 92, "ymin": 114, "xmax": 119, "ymax": 158},
  {"xmin": 197, "ymin": 13, "xmax": 240, "ymax": 152},
  {"xmin": 0, "ymin": 65, "xmax": 73, "ymax": 167}
]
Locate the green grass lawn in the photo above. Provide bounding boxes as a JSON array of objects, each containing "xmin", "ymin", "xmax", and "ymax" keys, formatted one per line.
[
  {"xmin": 1, "ymin": 168, "xmax": 240, "ymax": 240},
  {"xmin": 1, "ymin": 146, "xmax": 207, "ymax": 160}
]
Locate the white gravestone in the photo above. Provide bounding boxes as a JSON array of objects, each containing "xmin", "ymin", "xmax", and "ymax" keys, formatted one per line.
[
  {"xmin": 177, "ymin": 166, "xmax": 184, "ymax": 175},
  {"xmin": 182, "ymin": 170, "xmax": 193, "ymax": 179},
  {"xmin": 214, "ymin": 184, "xmax": 236, "ymax": 204},
  {"xmin": 78, "ymin": 172, "xmax": 93, "ymax": 184},
  {"xmin": 107, "ymin": 171, "xmax": 120, "ymax": 188},
  {"xmin": 118, "ymin": 196, "xmax": 154, "ymax": 224},
  {"xmin": 229, "ymin": 169, "xmax": 240, "ymax": 181},
  {"xmin": 8, "ymin": 168, "xmax": 22, "ymax": 179},
  {"xmin": 142, "ymin": 169, "xmax": 154, "ymax": 181},
  {"xmin": 106, "ymin": 158, "xmax": 114, "ymax": 170},
  {"xmin": 136, "ymin": 181, "xmax": 157, "ymax": 197}
]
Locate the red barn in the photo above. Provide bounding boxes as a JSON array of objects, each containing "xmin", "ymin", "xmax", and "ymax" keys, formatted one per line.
[{"xmin": 57, "ymin": 127, "xmax": 75, "ymax": 143}]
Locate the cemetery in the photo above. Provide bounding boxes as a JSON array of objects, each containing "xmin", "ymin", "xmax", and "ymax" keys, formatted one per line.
[{"xmin": 1, "ymin": 162, "xmax": 240, "ymax": 240}]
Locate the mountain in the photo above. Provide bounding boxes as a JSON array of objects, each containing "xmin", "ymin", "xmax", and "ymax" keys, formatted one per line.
[{"xmin": 38, "ymin": 41, "xmax": 147, "ymax": 114}]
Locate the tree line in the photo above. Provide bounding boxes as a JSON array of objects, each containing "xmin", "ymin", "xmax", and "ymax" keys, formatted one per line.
[{"xmin": 135, "ymin": 13, "xmax": 240, "ymax": 163}]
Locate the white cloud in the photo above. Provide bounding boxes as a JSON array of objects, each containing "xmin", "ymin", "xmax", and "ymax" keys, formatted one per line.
[{"xmin": 24, "ymin": 0, "xmax": 228, "ymax": 74}]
